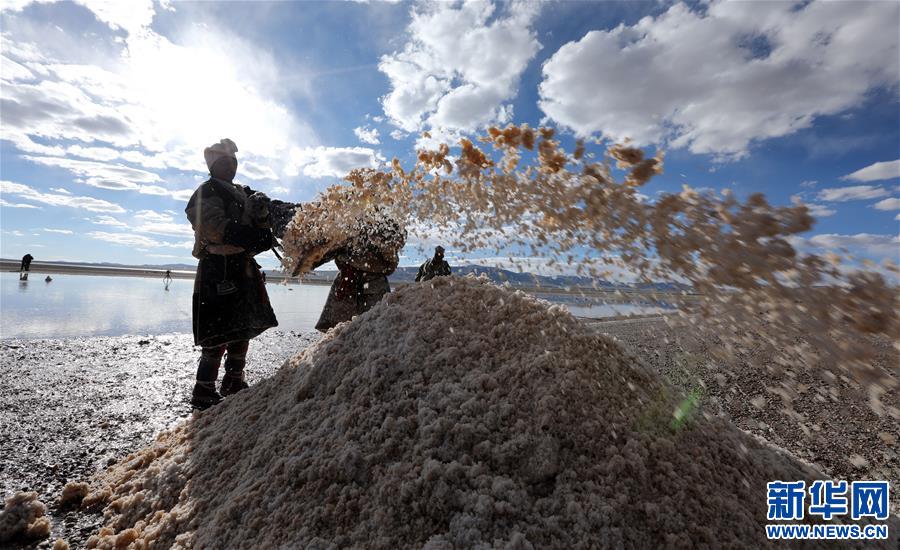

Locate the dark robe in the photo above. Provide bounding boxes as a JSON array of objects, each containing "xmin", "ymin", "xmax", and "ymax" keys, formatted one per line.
[{"xmin": 185, "ymin": 178, "xmax": 278, "ymax": 347}]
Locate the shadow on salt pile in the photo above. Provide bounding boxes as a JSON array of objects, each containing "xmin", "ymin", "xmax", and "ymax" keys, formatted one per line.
[{"xmin": 74, "ymin": 276, "xmax": 898, "ymax": 549}]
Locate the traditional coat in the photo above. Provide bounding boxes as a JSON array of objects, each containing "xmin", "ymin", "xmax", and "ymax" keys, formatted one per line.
[
  {"xmin": 415, "ymin": 258, "xmax": 451, "ymax": 282},
  {"xmin": 185, "ymin": 178, "xmax": 278, "ymax": 347},
  {"xmin": 315, "ymin": 239, "xmax": 401, "ymax": 332}
]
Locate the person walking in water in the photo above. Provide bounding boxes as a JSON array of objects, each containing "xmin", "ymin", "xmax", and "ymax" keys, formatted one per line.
[
  {"xmin": 163, "ymin": 269, "xmax": 173, "ymax": 290},
  {"xmin": 184, "ymin": 138, "xmax": 279, "ymax": 410},
  {"xmin": 415, "ymin": 245, "xmax": 451, "ymax": 282}
]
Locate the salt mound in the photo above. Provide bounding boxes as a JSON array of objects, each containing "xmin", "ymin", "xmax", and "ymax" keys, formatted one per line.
[
  {"xmin": 0, "ymin": 491, "xmax": 50, "ymax": 543},
  {"xmin": 84, "ymin": 277, "xmax": 822, "ymax": 548}
]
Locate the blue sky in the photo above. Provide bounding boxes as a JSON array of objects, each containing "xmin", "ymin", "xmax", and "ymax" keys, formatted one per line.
[{"xmin": 1, "ymin": 0, "xmax": 898, "ymax": 276}]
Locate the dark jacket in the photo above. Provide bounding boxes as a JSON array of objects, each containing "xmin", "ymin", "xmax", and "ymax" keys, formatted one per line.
[
  {"xmin": 185, "ymin": 178, "xmax": 277, "ymax": 347},
  {"xmin": 315, "ymin": 242, "xmax": 400, "ymax": 332},
  {"xmin": 415, "ymin": 258, "xmax": 451, "ymax": 282}
]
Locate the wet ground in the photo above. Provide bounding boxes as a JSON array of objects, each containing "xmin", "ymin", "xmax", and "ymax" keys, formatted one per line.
[
  {"xmin": 0, "ymin": 330, "xmax": 319, "ymax": 549},
  {"xmin": 2, "ymin": 319, "xmax": 898, "ymax": 548}
]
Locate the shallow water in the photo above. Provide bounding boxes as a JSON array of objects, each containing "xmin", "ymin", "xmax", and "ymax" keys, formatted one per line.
[
  {"xmin": 0, "ymin": 273, "xmax": 668, "ymax": 339},
  {"xmin": 0, "ymin": 273, "xmax": 330, "ymax": 339}
]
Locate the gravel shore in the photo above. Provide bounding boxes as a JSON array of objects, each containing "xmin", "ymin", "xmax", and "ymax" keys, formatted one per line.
[
  {"xmin": 1, "ymin": 330, "xmax": 319, "ymax": 549},
  {"xmin": 1, "ymin": 317, "xmax": 897, "ymax": 548}
]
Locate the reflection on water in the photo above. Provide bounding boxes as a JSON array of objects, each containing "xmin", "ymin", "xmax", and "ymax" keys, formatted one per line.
[
  {"xmin": 1, "ymin": 273, "xmax": 671, "ymax": 339},
  {"xmin": 1, "ymin": 273, "xmax": 330, "ymax": 339}
]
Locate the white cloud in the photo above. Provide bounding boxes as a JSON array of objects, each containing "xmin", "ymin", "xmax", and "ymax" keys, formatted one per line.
[
  {"xmin": 43, "ymin": 228, "xmax": 73, "ymax": 234},
  {"xmin": 390, "ymin": 129, "xmax": 408, "ymax": 141},
  {"xmin": 804, "ymin": 203, "xmax": 836, "ymax": 218},
  {"xmin": 873, "ymin": 197, "xmax": 900, "ymax": 211},
  {"xmin": 0, "ymin": 179, "xmax": 125, "ymax": 213},
  {"xmin": 134, "ymin": 210, "xmax": 173, "ymax": 223},
  {"xmin": 241, "ymin": 161, "xmax": 279, "ymax": 181},
  {"xmin": 87, "ymin": 231, "xmax": 191, "ymax": 249},
  {"xmin": 88, "ymin": 215, "xmax": 128, "ymax": 227},
  {"xmin": 806, "ymin": 233, "xmax": 899, "ymax": 259},
  {"xmin": 842, "ymin": 159, "xmax": 900, "ymax": 183},
  {"xmin": 354, "ymin": 126, "xmax": 380, "ymax": 145},
  {"xmin": 135, "ymin": 221, "xmax": 194, "ymax": 237},
  {"xmin": 0, "ymin": 2, "xmax": 316, "ymax": 183},
  {"xmin": 23, "ymin": 155, "xmax": 161, "ymax": 190},
  {"xmin": 817, "ymin": 185, "xmax": 888, "ymax": 202},
  {"xmin": 539, "ymin": 0, "xmax": 900, "ymax": 158},
  {"xmin": 49, "ymin": 187, "xmax": 71, "ymax": 194},
  {"xmin": 74, "ymin": 0, "xmax": 157, "ymax": 36},
  {"xmin": 0, "ymin": 198, "xmax": 41, "ymax": 209},
  {"xmin": 380, "ymin": 1, "xmax": 541, "ymax": 133},
  {"xmin": 790, "ymin": 195, "xmax": 835, "ymax": 218},
  {"xmin": 287, "ymin": 146, "xmax": 384, "ymax": 179}
]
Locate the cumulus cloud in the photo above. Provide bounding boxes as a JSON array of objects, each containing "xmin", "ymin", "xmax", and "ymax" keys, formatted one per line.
[
  {"xmin": 354, "ymin": 126, "xmax": 380, "ymax": 145},
  {"xmin": 0, "ymin": 179, "xmax": 125, "ymax": 213},
  {"xmin": 286, "ymin": 146, "xmax": 384, "ymax": 179},
  {"xmin": 842, "ymin": 159, "xmax": 900, "ymax": 183},
  {"xmin": 804, "ymin": 203, "xmax": 836, "ymax": 218},
  {"xmin": 806, "ymin": 233, "xmax": 899, "ymax": 259},
  {"xmin": 790, "ymin": 195, "xmax": 835, "ymax": 218},
  {"xmin": 379, "ymin": 0, "xmax": 540, "ymax": 133},
  {"xmin": 0, "ymin": 0, "xmax": 316, "ymax": 188},
  {"xmin": 539, "ymin": 0, "xmax": 900, "ymax": 158},
  {"xmin": 873, "ymin": 197, "xmax": 900, "ymax": 211},
  {"xmin": 240, "ymin": 161, "xmax": 279, "ymax": 181},
  {"xmin": 817, "ymin": 185, "xmax": 888, "ymax": 202}
]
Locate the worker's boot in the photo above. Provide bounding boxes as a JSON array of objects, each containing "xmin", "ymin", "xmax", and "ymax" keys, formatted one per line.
[
  {"xmin": 220, "ymin": 371, "xmax": 249, "ymax": 396},
  {"xmin": 191, "ymin": 381, "xmax": 223, "ymax": 410}
]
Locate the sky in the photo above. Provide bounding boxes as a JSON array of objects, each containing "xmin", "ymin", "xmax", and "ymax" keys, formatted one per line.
[{"xmin": 1, "ymin": 0, "xmax": 898, "ymax": 277}]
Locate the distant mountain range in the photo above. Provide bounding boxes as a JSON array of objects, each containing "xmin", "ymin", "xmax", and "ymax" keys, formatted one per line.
[
  {"xmin": 302, "ymin": 264, "xmax": 690, "ymax": 291},
  {"xmin": 1, "ymin": 258, "xmax": 691, "ymax": 291}
]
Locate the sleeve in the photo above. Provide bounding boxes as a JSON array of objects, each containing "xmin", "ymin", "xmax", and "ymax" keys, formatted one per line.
[
  {"xmin": 185, "ymin": 184, "xmax": 230, "ymax": 244},
  {"xmin": 415, "ymin": 262, "xmax": 425, "ymax": 282}
]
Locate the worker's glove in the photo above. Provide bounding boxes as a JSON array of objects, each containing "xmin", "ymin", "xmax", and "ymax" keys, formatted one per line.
[
  {"xmin": 223, "ymin": 221, "xmax": 274, "ymax": 254},
  {"xmin": 246, "ymin": 192, "xmax": 271, "ymax": 226}
]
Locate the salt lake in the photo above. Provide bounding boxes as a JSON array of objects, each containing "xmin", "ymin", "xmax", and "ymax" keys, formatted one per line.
[{"xmin": 0, "ymin": 272, "xmax": 669, "ymax": 339}]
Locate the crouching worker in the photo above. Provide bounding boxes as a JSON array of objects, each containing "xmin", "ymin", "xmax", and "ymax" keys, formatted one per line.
[{"xmin": 185, "ymin": 138, "xmax": 278, "ymax": 410}]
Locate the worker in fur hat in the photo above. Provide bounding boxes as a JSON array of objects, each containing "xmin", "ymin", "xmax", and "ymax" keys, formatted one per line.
[{"xmin": 184, "ymin": 138, "xmax": 279, "ymax": 410}]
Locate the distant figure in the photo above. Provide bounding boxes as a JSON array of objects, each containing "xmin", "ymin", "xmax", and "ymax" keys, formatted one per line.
[
  {"xmin": 163, "ymin": 269, "xmax": 173, "ymax": 290},
  {"xmin": 315, "ymin": 217, "xmax": 406, "ymax": 333},
  {"xmin": 416, "ymin": 246, "xmax": 451, "ymax": 282},
  {"xmin": 44, "ymin": 275, "xmax": 52, "ymax": 283},
  {"xmin": 19, "ymin": 253, "xmax": 33, "ymax": 279},
  {"xmin": 184, "ymin": 138, "xmax": 279, "ymax": 410}
]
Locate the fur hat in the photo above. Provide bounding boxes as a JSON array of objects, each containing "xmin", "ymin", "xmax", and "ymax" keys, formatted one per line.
[{"xmin": 203, "ymin": 138, "xmax": 238, "ymax": 169}]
